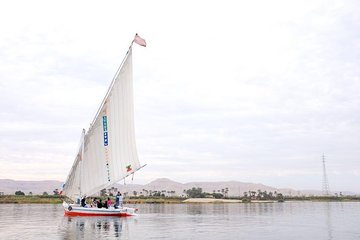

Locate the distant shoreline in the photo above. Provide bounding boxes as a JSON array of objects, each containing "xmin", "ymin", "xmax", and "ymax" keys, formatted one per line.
[
  {"xmin": 1, "ymin": 195, "xmax": 360, "ymax": 204},
  {"xmin": 0, "ymin": 195, "xmax": 62, "ymax": 204},
  {"xmin": 182, "ymin": 198, "xmax": 275, "ymax": 203}
]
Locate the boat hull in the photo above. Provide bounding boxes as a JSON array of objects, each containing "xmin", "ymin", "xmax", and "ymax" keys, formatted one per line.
[{"xmin": 63, "ymin": 202, "xmax": 137, "ymax": 217}]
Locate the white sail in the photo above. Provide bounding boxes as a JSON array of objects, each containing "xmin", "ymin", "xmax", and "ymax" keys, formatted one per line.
[
  {"xmin": 62, "ymin": 129, "xmax": 85, "ymax": 201},
  {"xmin": 63, "ymin": 47, "xmax": 141, "ymax": 201}
]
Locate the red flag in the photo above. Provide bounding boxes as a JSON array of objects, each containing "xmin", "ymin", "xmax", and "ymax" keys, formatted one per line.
[
  {"xmin": 126, "ymin": 164, "xmax": 132, "ymax": 172},
  {"xmin": 133, "ymin": 33, "xmax": 146, "ymax": 47}
]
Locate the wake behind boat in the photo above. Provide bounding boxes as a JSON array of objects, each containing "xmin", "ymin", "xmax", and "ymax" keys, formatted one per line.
[{"xmin": 61, "ymin": 34, "xmax": 146, "ymax": 217}]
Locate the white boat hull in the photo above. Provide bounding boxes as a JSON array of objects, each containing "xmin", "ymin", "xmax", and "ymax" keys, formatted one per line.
[{"xmin": 62, "ymin": 202, "xmax": 137, "ymax": 217}]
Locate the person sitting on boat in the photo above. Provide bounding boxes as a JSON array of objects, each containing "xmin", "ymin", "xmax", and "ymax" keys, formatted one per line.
[
  {"xmin": 97, "ymin": 199, "xmax": 103, "ymax": 208},
  {"xmin": 80, "ymin": 196, "xmax": 86, "ymax": 207},
  {"xmin": 91, "ymin": 198, "xmax": 97, "ymax": 208},
  {"xmin": 107, "ymin": 197, "xmax": 113, "ymax": 208}
]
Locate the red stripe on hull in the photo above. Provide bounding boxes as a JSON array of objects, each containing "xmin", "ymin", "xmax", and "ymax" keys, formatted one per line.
[{"xmin": 64, "ymin": 211, "xmax": 133, "ymax": 217}]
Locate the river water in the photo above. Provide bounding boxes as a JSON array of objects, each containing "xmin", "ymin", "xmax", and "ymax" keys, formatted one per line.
[{"xmin": 0, "ymin": 202, "xmax": 359, "ymax": 239}]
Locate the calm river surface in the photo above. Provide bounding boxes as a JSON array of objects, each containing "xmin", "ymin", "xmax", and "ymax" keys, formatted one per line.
[{"xmin": 0, "ymin": 202, "xmax": 359, "ymax": 239}]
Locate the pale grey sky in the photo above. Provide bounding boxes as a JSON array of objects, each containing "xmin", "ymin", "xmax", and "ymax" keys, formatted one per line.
[{"xmin": 0, "ymin": 0, "xmax": 359, "ymax": 192}]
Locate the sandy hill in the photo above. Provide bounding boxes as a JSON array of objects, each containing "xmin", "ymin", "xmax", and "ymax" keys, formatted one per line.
[
  {"xmin": 2, "ymin": 178, "xmax": 351, "ymax": 196},
  {"xmin": 0, "ymin": 179, "xmax": 62, "ymax": 195},
  {"xmin": 115, "ymin": 178, "xmax": 297, "ymax": 197}
]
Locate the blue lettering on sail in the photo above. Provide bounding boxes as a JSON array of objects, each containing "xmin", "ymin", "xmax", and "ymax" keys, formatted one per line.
[
  {"xmin": 104, "ymin": 132, "xmax": 108, "ymax": 146},
  {"xmin": 102, "ymin": 116, "xmax": 108, "ymax": 146},
  {"xmin": 102, "ymin": 116, "xmax": 108, "ymax": 131}
]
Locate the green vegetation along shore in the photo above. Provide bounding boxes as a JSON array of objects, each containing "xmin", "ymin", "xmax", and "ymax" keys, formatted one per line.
[
  {"xmin": 0, "ymin": 195, "xmax": 63, "ymax": 204},
  {"xmin": 0, "ymin": 195, "xmax": 187, "ymax": 204},
  {"xmin": 1, "ymin": 195, "xmax": 360, "ymax": 204}
]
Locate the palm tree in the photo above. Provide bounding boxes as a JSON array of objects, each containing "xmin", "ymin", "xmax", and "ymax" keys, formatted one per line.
[
  {"xmin": 256, "ymin": 189, "xmax": 262, "ymax": 200},
  {"xmin": 268, "ymin": 191, "xmax": 273, "ymax": 199},
  {"xmin": 225, "ymin": 187, "xmax": 229, "ymax": 198},
  {"xmin": 250, "ymin": 191, "xmax": 256, "ymax": 199},
  {"xmin": 53, "ymin": 189, "xmax": 59, "ymax": 195},
  {"xmin": 263, "ymin": 190, "xmax": 268, "ymax": 199},
  {"xmin": 100, "ymin": 188, "xmax": 106, "ymax": 196},
  {"xmin": 108, "ymin": 188, "xmax": 112, "ymax": 196}
]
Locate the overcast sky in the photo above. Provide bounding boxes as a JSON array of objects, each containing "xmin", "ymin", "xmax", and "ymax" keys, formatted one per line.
[{"xmin": 0, "ymin": 0, "xmax": 359, "ymax": 192}]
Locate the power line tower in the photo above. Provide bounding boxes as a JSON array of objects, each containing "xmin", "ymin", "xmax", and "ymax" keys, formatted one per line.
[{"xmin": 322, "ymin": 153, "xmax": 330, "ymax": 196}]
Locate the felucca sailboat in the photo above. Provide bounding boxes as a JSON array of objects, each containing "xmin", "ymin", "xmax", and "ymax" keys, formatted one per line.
[{"xmin": 61, "ymin": 34, "xmax": 146, "ymax": 217}]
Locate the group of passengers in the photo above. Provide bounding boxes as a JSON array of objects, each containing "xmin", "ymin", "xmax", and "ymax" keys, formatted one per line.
[{"xmin": 80, "ymin": 192, "xmax": 123, "ymax": 209}]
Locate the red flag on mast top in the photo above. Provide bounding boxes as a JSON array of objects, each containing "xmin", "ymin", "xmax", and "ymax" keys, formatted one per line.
[{"xmin": 133, "ymin": 33, "xmax": 146, "ymax": 47}]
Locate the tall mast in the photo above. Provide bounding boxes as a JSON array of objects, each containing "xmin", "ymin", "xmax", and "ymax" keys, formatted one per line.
[
  {"xmin": 79, "ymin": 129, "xmax": 85, "ymax": 199},
  {"xmin": 90, "ymin": 44, "xmax": 133, "ymax": 130},
  {"xmin": 90, "ymin": 33, "xmax": 144, "ymax": 130}
]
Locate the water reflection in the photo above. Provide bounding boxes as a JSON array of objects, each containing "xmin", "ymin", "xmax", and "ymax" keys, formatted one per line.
[
  {"xmin": 325, "ymin": 203, "xmax": 333, "ymax": 240},
  {"xmin": 60, "ymin": 216, "xmax": 126, "ymax": 239},
  {"xmin": 2, "ymin": 203, "xmax": 360, "ymax": 239}
]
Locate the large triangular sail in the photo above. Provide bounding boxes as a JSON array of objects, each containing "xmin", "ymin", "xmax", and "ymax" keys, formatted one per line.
[{"xmin": 63, "ymin": 46, "xmax": 141, "ymax": 202}]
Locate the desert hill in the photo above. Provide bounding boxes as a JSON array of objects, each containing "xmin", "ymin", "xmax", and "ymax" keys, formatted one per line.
[{"xmin": 0, "ymin": 178, "xmax": 341, "ymax": 196}]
